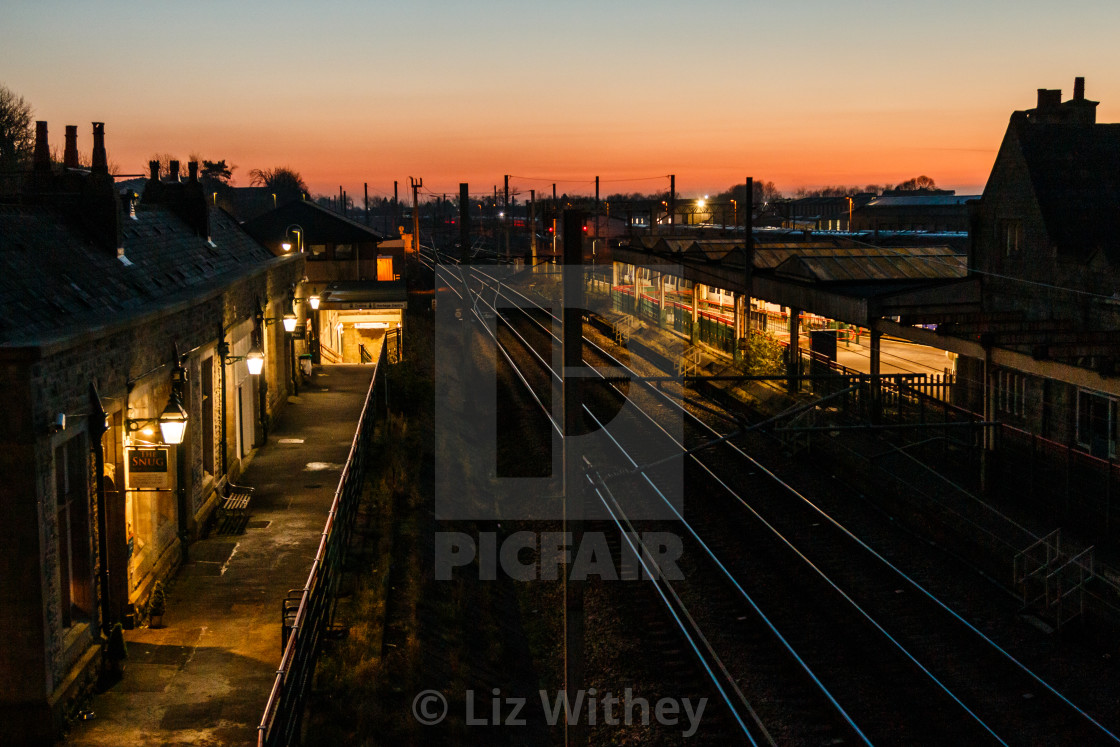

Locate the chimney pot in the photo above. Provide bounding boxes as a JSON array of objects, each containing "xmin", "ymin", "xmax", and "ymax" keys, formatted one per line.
[
  {"xmin": 64, "ymin": 126, "xmax": 79, "ymax": 169},
  {"xmin": 91, "ymin": 122, "xmax": 108, "ymax": 175},
  {"xmin": 33, "ymin": 121, "xmax": 50, "ymax": 172},
  {"xmin": 169, "ymin": 160, "xmax": 180, "ymax": 182},
  {"xmin": 1074, "ymin": 77, "xmax": 1086, "ymax": 101}
]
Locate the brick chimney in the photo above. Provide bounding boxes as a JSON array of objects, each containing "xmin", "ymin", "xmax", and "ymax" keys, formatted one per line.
[
  {"xmin": 32, "ymin": 121, "xmax": 50, "ymax": 174},
  {"xmin": 1074, "ymin": 76, "xmax": 1085, "ymax": 101},
  {"xmin": 91, "ymin": 122, "xmax": 108, "ymax": 175},
  {"xmin": 168, "ymin": 160, "xmax": 180, "ymax": 182},
  {"xmin": 64, "ymin": 125, "xmax": 79, "ymax": 169},
  {"xmin": 180, "ymin": 160, "xmax": 210, "ymax": 239},
  {"xmin": 1036, "ymin": 89, "xmax": 1061, "ymax": 110},
  {"xmin": 79, "ymin": 122, "xmax": 122, "ymax": 255}
]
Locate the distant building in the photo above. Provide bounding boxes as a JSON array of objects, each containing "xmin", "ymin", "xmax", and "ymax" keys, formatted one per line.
[
  {"xmin": 851, "ymin": 190, "xmax": 977, "ymax": 233},
  {"xmin": 0, "ymin": 123, "xmax": 304, "ymax": 742},
  {"xmin": 243, "ymin": 200, "xmax": 406, "ymax": 364}
]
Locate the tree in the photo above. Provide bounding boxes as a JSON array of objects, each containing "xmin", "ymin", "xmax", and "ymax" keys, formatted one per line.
[
  {"xmin": 201, "ymin": 159, "xmax": 234, "ymax": 184},
  {"xmin": 894, "ymin": 175, "xmax": 937, "ymax": 191},
  {"xmin": 249, "ymin": 166, "xmax": 308, "ymax": 203},
  {"xmin": 0, "ymin": 84, "xmax": 33, "ymax": 173}
]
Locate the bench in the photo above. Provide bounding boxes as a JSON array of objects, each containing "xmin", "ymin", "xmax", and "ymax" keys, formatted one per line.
[{"xmin": 215, "ymin": 482, "xmax": 254, "ymax": 534}]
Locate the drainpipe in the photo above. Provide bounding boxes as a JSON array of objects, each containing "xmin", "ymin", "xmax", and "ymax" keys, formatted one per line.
[{"xmin": 89, "ymin": 383, "xmax": 111, "ymax": 634}]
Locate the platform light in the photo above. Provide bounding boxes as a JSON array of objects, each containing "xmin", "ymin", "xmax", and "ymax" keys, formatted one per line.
[
  {"xmin": 283, "ymin": 314, "xmax": 297, "ymax": 333},
  {"xmin": 309, "ymin": 295, "xmax": 320, "ymax": 310}
]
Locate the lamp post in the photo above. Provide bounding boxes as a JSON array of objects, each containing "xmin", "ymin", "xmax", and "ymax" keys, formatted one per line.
[
  {"xmin": 283, "ymin": 224, "xmax": 304, "ymax": 253},
  {"xmin": 284, "ymin": 312, "xmax": 298, "ymax": 396},
  {"xmin": 166, "ymin": 356, "xmax": 190, "ymax": 561},
  {"xmin": 846, "ymin": 196, "xmax": 853, "ymax": 232},
  {"xmin": 308, "ymin": 295, "xmax": 321, "ymax": 365}
]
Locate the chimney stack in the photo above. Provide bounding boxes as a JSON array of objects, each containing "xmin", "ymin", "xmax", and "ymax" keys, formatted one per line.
[
  {"xmin": 33, "ymin": 121, "xmax": 50, "ymax": 173},
  {"xmin": 91, "ymin": 122, "xmax": 108, "ymax": 175},
  {"xmin": 169, "ymin": 160, "xmax": 180, "ymax": 182},
  {"xmin": 1074, "ymin": 77, "xmax": 1085, "ymax": 101},
  {"xmin": 149, "ymin": 160, "xmax": 160, "ymax": 181},
  {"xmin": 188, "ymin": 160, "xmax": 198, "ymax": 182},
  {"xmin": 1036, "ymin": 89, "xmax": 1062, "ymax": 110},
  {"xmin": 64, "ymin": 125, "xmax": 79, "ymax": 169}
]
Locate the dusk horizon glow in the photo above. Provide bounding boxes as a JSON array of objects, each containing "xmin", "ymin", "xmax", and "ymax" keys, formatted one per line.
[{"xmin": 5, "ymin": 1, "xmax": 1119, "ymax": 199}]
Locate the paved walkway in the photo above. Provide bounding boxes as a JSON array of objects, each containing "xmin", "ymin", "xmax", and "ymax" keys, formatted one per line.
[{"xmin": 67, "ymin": 365, "xmax": 375, "ymax": 747}]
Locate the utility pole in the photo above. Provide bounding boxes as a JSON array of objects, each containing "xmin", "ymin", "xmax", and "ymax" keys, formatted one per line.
[
  {"xmin": 743, "ymin": 176, "xmax": 754, "ymax": 362},
  {"xmin": 504, "ymin": 174, "xmax": 510, "ymax": 260},
  {"xmin": 394, "ymin": 180, "xmax": 399, "ymax": 233},
  {"xmin": 595, "ymin": 175, "xmax": 600, "ymax": 241},
  {"xmin": 364, "ymin": 183, "xmax": 369, "ymax": 226},
  {"xmin": 530, "ymin": 188, "xmax": 537, "ymax": 262},
  {"xmin": 459, "ymin": 183, "xmax": 470, "ymax": 265},
  {"xmin": 561, "ymin": 208, "xmax": 586, "ymax": 747},
  {"xmin": 411, "ymin": 177, "xmax": 422, "ymax": 253},
  {"xmin": 670, "ymin": 174, "xmax": 676, "ymax": 232}
]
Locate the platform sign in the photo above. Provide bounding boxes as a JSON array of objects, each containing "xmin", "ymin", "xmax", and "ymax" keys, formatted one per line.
[{"xmin": 126, "ymin": 447, "xmax": 171, "ymax": 490}]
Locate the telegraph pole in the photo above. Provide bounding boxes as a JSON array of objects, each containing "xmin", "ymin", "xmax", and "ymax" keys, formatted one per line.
[
  {"xmin": 530, "ymin": 188, "xmax": 537, "ymax": 262},
  {"xmin": 459, "ymin": 183, "xmax": 470, "ymax": 265},
  {"xmin": 669, "ymin": 174, "xmax": 676, "ymax": 232},
  {"xmin": 562, "ymin": 209, "xmax": 586, "ymax": 747},
  {"xmin": 393, "ymin": 180, "xmax": 399, "ymax": 233},
  {"xmin": 411, "ymin": 177, "xmax": 422, "ymax": 253},
  {"xmin": 504, "ymin": 174, "xmax": 510, "ymax": 260}
]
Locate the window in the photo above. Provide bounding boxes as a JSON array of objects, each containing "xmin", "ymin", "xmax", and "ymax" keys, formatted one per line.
[
  {"xmin": 377, "ymin": 256, "xmax": 394, "ymax": 281},
  {"xmin": 308, "ymin": 244, "xmax": 327, "ymax": 259},
  {"xmin": 999, "ymin": 219, "xmax": 1022, "ymax": 257},
  {"xmin": 55, "ymin": 434, "xmax": 92, "ymax": 627},
  {"xmin": 334, "ymin": 243, "xmax": 353, "ymax": 260},
  {"xmin": 1077, "ymin": 389, "xmax": 1118, "ymax": 458}
]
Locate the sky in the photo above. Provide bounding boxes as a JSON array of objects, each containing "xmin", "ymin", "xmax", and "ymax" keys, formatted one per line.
[{"xmin": 4, "ymin": 0, "xmax": 1120, "ymax": 201}]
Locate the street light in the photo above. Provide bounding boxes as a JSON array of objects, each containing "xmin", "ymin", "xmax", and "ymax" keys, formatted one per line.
[
  {"xmin": 284, "ymin": 224, "xmax": 304, "ymax": 253},
  {"xmin": 283, "ymin": 314, "xmax": 297, "ymax": 333},
  {"xmin": 846, "ymin": 196, "xmax": 853, "ymax": 231},
  {"xmin": 308, "ymin": 295, "xmax": 320, "ymax": 310}
]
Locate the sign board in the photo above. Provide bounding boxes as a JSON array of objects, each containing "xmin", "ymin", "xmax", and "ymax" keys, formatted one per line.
[{"xmin": 126, "ymin": 447, "xmax": 172, "ymax": 490}]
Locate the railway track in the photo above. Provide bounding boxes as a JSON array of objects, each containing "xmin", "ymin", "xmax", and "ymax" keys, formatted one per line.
[{"xmin": 416, "ymin": 246, "xmax": 1120, "ymax": 745}]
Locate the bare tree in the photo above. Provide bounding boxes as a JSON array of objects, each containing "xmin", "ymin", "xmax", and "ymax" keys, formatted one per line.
[
  {"xmin": 249, "ymin": 166, "xmax": 308, "ymax": 203},
  {"xmin": 895, "ymin": 175, "xmax": 937, "ymax": 191},
  {"xmin": 0, "ymin": 84, "xmax": 33, "ymax": 172}
]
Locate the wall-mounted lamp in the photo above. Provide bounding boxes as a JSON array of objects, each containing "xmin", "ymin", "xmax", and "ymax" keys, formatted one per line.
[
  {"xmin": 218, "ymin": 340, "xmax": 265, "ymax": 376},
  {"xmin": 126, "ymin": 392, "xmax": 189, "ymax": 445},
  {"xmin": 283, "ymin": 314, "xmax": 297, "ymax": 333},
  {"xmin": 308, "ymin": 295, "xmax": 320, "ymax": 310}
]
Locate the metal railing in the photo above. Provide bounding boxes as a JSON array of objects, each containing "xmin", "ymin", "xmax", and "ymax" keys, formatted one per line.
[{"xmin": 257, "ymin": 340, "xmax": 386, "ymax": 747}]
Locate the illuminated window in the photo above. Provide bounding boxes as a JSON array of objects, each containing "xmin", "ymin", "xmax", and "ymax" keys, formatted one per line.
[{"xmin": 334, "ymin": 243, "xmax": 353, "ymax": 260}]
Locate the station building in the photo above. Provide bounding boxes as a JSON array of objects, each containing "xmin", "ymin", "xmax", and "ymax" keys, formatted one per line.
[{"xmin": 0, "ymin": 123, "xmax": 305, "ymax": 742}]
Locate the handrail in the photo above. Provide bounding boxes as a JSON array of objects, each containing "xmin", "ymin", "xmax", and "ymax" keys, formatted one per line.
[{"xmin": 257, "ymin": 338, "xmax": 386, "ymax": 746}]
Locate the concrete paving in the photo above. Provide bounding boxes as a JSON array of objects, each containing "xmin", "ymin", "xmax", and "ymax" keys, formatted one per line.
[{"xmin": 67, "ymin": 365, "xmax": 375, "ymax": 747}]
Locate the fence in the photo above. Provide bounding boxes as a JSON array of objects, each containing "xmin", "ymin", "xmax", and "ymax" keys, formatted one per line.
[{"xmin": 257, "ymin": 342, "xmax": 386, "ymax": 747}]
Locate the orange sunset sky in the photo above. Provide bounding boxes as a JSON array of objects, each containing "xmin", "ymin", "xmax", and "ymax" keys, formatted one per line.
[{"xmin": 4, "ymin": 1, "xmax": 1120, "ymax": 201}]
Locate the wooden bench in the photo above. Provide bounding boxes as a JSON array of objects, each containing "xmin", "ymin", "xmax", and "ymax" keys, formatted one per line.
[{"xmin": 215, "ymin": 482, "xmax": 254, "ymax": 534}]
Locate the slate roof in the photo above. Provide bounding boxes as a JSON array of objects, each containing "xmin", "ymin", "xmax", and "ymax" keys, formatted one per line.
[
  {"xmin": 1013, "ymin": 122, "xmax": 1120, "ymax": 261},
  {"xmin": 0, "ymin": 203, "xmax": 277, "ymax": 346},
  {"xmin": 864, "ymin": 195, "xmax": 977, "ymax": 208},
  {"xmin": 242, "ymin": 199, "xmax": 385, "ymax": 248}
]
